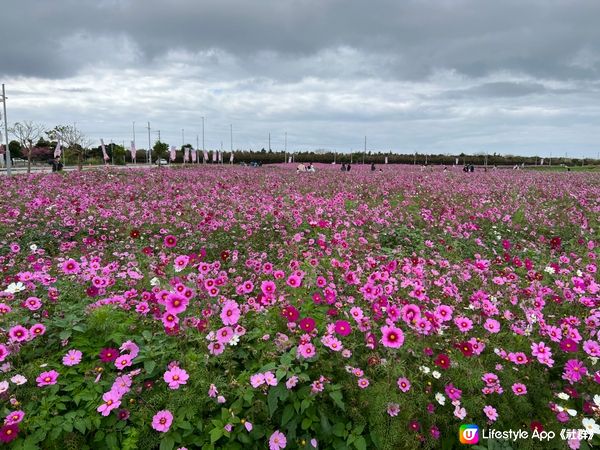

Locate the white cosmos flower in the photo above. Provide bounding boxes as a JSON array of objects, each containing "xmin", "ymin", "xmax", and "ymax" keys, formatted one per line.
[
  {"xmin": 150, "ymin": 277, "xmax": 160, "ymax": 286},
  {"xmin": 582, "ymin": 418, "xmax": 600, "ymax": 436},
  {"xmin": 432, "ymin": 371, "xmax": 441, "ymax": 379},
  {"xmin": 30, "ymin": 244, "xmax": 38, "ymax": 251},
  {"xmin": 557, "ymin": 392, "xmax": 570, "ymax": 400},
  {"xmin": 544, "ymin": 266, "xmax": 555, "ymax": 274},
  {"xmin": 435, "ymin": 393, "xmax": 446, "ymax": 405},
  {"xmin": 4, "ymin": 282, "xmax": 25, "ymax": 294},
  {"xmin": 419, "ymin": 365, "xmax": 430, "ymax": 374},
  {"xmin": 0, "ymin": 381, "xmax": 8, "ymax": 394},
  {"xmin": 228, "ymin": 335, "xmax": 240, "ymax": 346},
  {"xmin": 594, "ymin": 394, "xmax": 600, "ymax": 407},
  {"xmin": 10, "ymin": 374, "xmax": 27, "ymax": 385}
]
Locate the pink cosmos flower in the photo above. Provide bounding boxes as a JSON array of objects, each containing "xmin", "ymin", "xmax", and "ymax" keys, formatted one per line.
[
  {"xmin": 220, "ymin": 300, "xmax": 241, "ymax": 326},
  {"xmin": 216, "ymin": 326, "xmax": 234, "ymax": 344},
  {"xmin": 114, "ymin": 355, "xmax": 133, "ymax": 370},
  {"xmin": 264, "ymin": 371, "xmax": 278, "ymax": 386},
  {"xmin": 29, "ymin": 323, "xmax": 46, "ymax": 338},
  {"xmin": 62, "ymin": 349, "xmax": 83, "ymax": 366},
  {"xmin": 162, "ymin": 312, "xmax": 179, "ymax": 329},
  {"xmin": 208, "ymin": 384, "xmax": 218, "ymax": 397},
  {"xmin": 483, "ymin": 318, "xmax": 500, "ymax": 333},
  {"xmin": 381, "ymin": 325, "xmax": 405, "ymax": 348},
  {"xmin": 269, "ymin": 430, "xmax": 287, "ymax": 450},
  {"xmin": 111, "ymin": 375, "xmax": 132, "ymax": 396},
  {"xmin": 4, "ymin": 410, "xmax": 25, "ymax": 425},
  {"xmin": 97, "ymin": 390, "xmax": 122, "ymax": 416},
  {"xmin": 173, "ymin": 255, "xmax": 189, "ymax": 272},
  {"xmin": 119, "ymin": 341, "xmax": 139, "ymax": 359},
  {"xmin": 250, "ymin": 373, "xmax": 265, "ymax": 388},
  {"xmin": 387, "ymin": 403, "xmax": 400, "ymax": 417},
  {"xmin": 24, "ymin": 297, "xmax": 42, "ymax": 311},
  {"xmin": 164, "ymin": 366, "xmax": 189, "ymax": 389},
  {"xmin": 286, "ymin": 376, "xmax": 298, "ymax": 389},
  {"xmin": 286, "ymin": 274, "xmax": 302, "ymax": 288},
  {"xmin": 454, "ymin": 316, "xmax": 473, "ymax": 333},
  {"xmin": 358, "ymin": 378, "xmax": 369, "ymax": 389},
  {"xmin": 512, "ymin": 383, "xmax": 527, "ymax": 396},
  {"xmin": 261, "ymin": 280, "xmax": 276, "ymax": 296},
  {"xmin": 61, "ymin": 259, "xmax": 81, "ymax": 274},
  {"xmin": 151, "ymin": 410, "xmax": 173, "ymax": 432},
  {"xmin": 244, "ymin": 421, "xmax": 253, "ymax": 432},
  {"xmin": 483, "ymin": 405, "xmax": 498, "ymax": 422},
  {"xmin": 397, "ymin": 377, "xmax": 411, "ymax": 392},
  {"xmin": 562, "ymin": 359, "xmax": 587, "ymax": 383},
  {"xmin": 0, "ymin": 345, "xmax": 10, "ymax": 362},
  {"xmin": 8, "ymin": 325, "xmax": 29, "ymax": 343},
  {"xmin": 36, "ymin": 370, "xmax": 59, "ymax": 387},
  {"xmin": 297, "ymin": 342, "xmax": 316, "ymax": 359},
  {"xmin": 445, "ymin": 383, "xmax": 462, "ymax": 401}
]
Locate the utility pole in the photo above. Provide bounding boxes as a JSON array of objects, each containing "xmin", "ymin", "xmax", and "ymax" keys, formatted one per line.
[
  {"xmin": 268, "ymin": 132, "xmax": 271, "ymax": 151},
  {"xmin": 284, "ymin": 131, "xmax": 287, "ymax": 162},
  {"xmin": 2, "ymin": 84, "xmax": 11, "ymax": 175},
  {"xmin": 363, "ymin": 136, "xmax": 366, "ymax": 164},
  {"xmin": 196, "ymin": 135, "xmax": 199, "ymax": 164},
  {"xmin": 147, "ymin": 122, "xmax": 151, "ymax": 164},
  {"xmin": 202, "ymin": 117, "xmax": 205, "ymax": 161},
  {"xmin": 182, "ymin": 128, "xmax": 185, "ymax": 146}
]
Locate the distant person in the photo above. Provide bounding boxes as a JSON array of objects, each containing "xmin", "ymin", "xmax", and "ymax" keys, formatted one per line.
[
  {"xmin": 463, "ymin": 164, "xmax": 468, "ymax": 172},
  {"xmin": 307, "ymin": 163, "xmax": 315, "ymax": 173},
  {"xmin": 469, "ymin": 164, "xmax": 474, "ymax": 172},
  {"xmin": 371, "ymin": 163, "xmax": 376, "ymax": 171},
  {"xmin": 443, "ymin": 166, "xmax": 448, "ymax": 172},
  {"xmin": 296, "ymin": 163, "xmax": 306, "ymax": 173},
  {"xmin": 49, "ymin": 156, "xmax": 63, "ymax": 172},
  {"xmin": 341, "ymin": 163, "xmax": 347, "ymax": 172},
  {"xmin": 346, "ymin": 163, "xmax": 351, "ymax": 172}
]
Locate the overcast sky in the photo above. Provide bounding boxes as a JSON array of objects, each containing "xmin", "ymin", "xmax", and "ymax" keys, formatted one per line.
[{"xmin": 1, "ymin": 0, "xmax": 600, "ymax": 157}]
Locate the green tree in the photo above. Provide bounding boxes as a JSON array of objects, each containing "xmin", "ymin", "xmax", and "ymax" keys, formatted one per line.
[
  {"xmin": 8, "ymin": 140, "xmax": 22, "ymax": 159},
  {"xmin": 153, "ymin": 140, "xmax": 169, "ymax": 166}
]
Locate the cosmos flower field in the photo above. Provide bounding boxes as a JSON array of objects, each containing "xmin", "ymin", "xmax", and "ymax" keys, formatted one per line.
[{"xmin": 0, "ymin": 165, "xmax": 598, "ymax": 450}]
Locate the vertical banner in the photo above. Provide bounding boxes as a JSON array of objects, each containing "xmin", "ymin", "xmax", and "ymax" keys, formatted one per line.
[
  {"xmin": 385, "ymin": 156, "xmax": 388, "ymax": 164},
  {"xmin": 540, "ymin": 158, "xmax": 544, "ymax": 165},
  {"xmin": 170, "ymin": 146, "xmax": 176, "ymax": 162},
  {"xmin": 219, "ymin": 151, "xmax": 223, "ymax": 163},
  {"xmin": 230, "ymin": 152, "xmax": 234, "ymax": 164},
  {"xmin": 184, "ymin": 146, "xmax": 190, "ymax": 163},
  {"xmin": 191, "ymin": 149, "xmax": 197, "ymax": 163},
  {"xmin": 203, "ymin": 150, "xmax": 208, "ymax": 163},
  {"xmin": 130, "ymin": 141, "xmax": 136, "ymax": 162},
  {"xmin": 288, "ymin": 156, "xmax": 292, "ymax": 163},
  {"xmin": 100, "ymin": 139, "xmax": 109, "ymax": 162},
  {"xmin": 54, "ymin": 140, "xmax": 61, "ymax": 158},
  {"xmin": 455, "ymin": 158, "xmax": 459, "ymax": 165},
  {"xmin": 212, "ymin": 150, "xmax": 216, "ymax": 163}
]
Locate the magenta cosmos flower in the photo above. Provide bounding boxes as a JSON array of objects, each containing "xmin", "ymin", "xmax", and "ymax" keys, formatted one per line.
[
  {"xmin": 99, "ymin": 348, "xmax": 119, "ymax": 362},
  {"xmin": 334, "ymin": 320, "xmax": 352, "ymax": 337},
  {"xmin": 512, "ymin": 383, "xmax": 527, "ymax": 396},
  {"xmin": 61, "ymin": 258, "xmax": 81, "ymax": 274},
  {"xmin": 163, "ymin": 366, "xmax": 189, "ymax": 389},
  {"xmin": 0, "ymin": 424, "xmax": 19, "ymax": 443},
  {"xmin": 152, "ymin": 410, "xmax": 173, "ymax": 432},
  {"xmin": 397, "ymin": 377, "xmax": 411, "ymax": 392},
  {"xmin": 63, "ymin": 349, "xmax": 83, "ymax": 366},
  {"xmin": 163, "ymin": 235, "xmax": 177, "ymax": 248},
  {"xmin": 381, "ymin": 325, "xmax": 404, "ymax": 348},
  {"xmin": 36, "ymin": 370, "xmax": 59, "ymax": 387},
  {"xmin": 269, "ymin": 430, "xmax": 287, "ymax": 450},
  {"xmin": 165, "ymin": 293, "xmax": 189, "ymax": 315}
]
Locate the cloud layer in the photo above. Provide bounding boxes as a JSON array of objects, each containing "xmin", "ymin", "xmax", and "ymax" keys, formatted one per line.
[{"xmin": 2, "ymin": 0, "xmax": 599, "ymax": 156}]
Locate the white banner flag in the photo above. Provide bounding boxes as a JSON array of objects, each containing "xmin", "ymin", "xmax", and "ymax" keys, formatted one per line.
[
  {"xmin": 385, "ymin": 156, "xmax": 388, "ymax": 164},
  {"xmin": 288, "ymin": 156, "xmax": 292, "ymax": 163},
  {"xmin": 54, "ymin": 140, "xmax": 61, "ymax": 158},
  {"xmin": 170, "ymin": 146, "xmax": 176, "ymax": 161},
  {"xmin": 230, "ymin": 152, "xmax": 234, "ymax": 164},
  {"xmin": 212, "ymin": 150, "xmax": 216, "ymax": 162},
  {"xmin": 130, "ymin": 141, "xmax": 136, "ymax": 162},
  {"xmin": 191, "ymin": 149, "xmax": 197, "ymax": 163},
  {"xmin": 219, "ymin": 151, "xmax": 223, "ymax": 163},
  {"xmin": 455, "ymin": 158, "xmax": 459, "ymax": 165},
  {"xmin": 203, "ymin": 150, "xmax": 208, "ymax": 163},
  {"xmin": 100, "ymin": 139, "xmax": 109, "ymax": 161},
  {"xmin": 184, "ymin": 147, "xmax": 190, "ymax": 162}
]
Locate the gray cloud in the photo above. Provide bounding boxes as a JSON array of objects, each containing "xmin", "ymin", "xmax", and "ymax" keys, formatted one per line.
[{"xmin": 2, "ymin": 0, "xmax": 600, "ymax": 156}]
